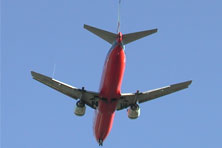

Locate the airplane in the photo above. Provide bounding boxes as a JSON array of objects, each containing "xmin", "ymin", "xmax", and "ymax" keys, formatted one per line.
[{"xmin": 31, "ymin": 15, "xmax": 192, "ymax": 147}]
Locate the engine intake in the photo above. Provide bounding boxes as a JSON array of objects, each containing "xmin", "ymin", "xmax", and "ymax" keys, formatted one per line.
[
  {"xmin": 74, "ymin": 101, "xmax": 86, "ymax": 116},
  {"xmin": 127, "ymin": 104, "xmax": 140, "ymax": 119}
]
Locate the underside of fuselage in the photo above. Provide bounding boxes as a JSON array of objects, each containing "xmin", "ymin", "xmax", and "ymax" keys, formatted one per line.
[{"xmin": 94, "ymin": 33, "xmax": 126, "ymax": 144}]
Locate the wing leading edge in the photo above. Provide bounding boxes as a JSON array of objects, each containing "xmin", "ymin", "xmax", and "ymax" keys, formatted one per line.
[
  {"xmin": 31, "ymin": 71, "xmax": 99, "ymax": 109},
  {"xmin": 117, "ymin": 80, "xmax": 192, "ymax": 110}
]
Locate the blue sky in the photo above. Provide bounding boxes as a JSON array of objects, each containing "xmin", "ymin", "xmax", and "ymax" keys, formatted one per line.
[{"xmin": 2, "ymin": 0, "xmax": 222, "ymax": 147}]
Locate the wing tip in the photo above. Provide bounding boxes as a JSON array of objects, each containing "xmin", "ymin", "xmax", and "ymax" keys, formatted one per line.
[
  {"xmin": 170, "ymin": 80, "xmax": 192, "ymax": 89},
  {"xmin": 31, "ymin": 71, "xmax": 36, "ymax": 78},
  {"xmin": 153, "ymin": 28, "xmax": 158, "ymax": 33},
  {"xmin": 178, "ymin": 80, "xmax": 192, "ymax": 88},
  {"xmin": 83, "ymin": 24, "xmax": 88, "ymax": 29},
  {"xmin": 30, "ymin": 71, "xmax": 52, "ymax": 81},
  {"xmin": 31, "ymin": 71, "xmax": 41, "ymax": 79},
  {"xmin": 186, "ymin": 80, "xmax": 192, "ymax": 86}
]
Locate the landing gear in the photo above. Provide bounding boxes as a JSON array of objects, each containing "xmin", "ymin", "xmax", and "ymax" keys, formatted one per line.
[{"xmin": 98, "ymin": 139, "xmax": 103, "ymax": 146}]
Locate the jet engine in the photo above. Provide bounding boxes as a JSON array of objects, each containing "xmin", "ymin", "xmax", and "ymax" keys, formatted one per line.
[
  {"xmin": 127, "ymin": 104, "xmax": 140, "ymax": 119},
  {"xmin": 74, "ymin": 101, "xmax": 86, "ymax": 116}
]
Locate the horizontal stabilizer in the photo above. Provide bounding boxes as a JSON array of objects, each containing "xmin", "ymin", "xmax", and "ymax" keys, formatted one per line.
[
  {"xmin": 84, "ymin": 24, "xmax": 158, "ymax": 45},
  {"xmin": 122, "ymin": 29, "xmax": 158, "ymax": 45},
  {"xmin": 84, "ymin": 24, "xmax": 117, "ymax": 44}
]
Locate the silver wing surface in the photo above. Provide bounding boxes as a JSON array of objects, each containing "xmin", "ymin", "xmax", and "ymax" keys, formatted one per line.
[
  {"xmin": 31, "ymin": 71, "xmax": 99, "ymax": 109},
  {"xmin": 117, "ymin": 80, "xmax": 192, "ymax": 110}
]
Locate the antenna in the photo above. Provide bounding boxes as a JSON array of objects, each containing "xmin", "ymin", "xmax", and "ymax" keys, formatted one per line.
[
  {"xmin": 117, "ymin": 0, "xmax": 121, "ymax": 33},
  {"xmin": 52, "ymin": 48, "xmax": 58, "ymax": 79},
  {"xmin": 52, "ymin": 63, "xmax": 56, "ymax": 78}
]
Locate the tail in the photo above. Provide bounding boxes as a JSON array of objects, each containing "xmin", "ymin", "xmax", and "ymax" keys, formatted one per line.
[
  {"xmin": 84, "ymin": 0, "xmax": 157, "ymax": 45},
  {"xmin": 84, "ymin": 24, "xmax": 157, "ymax": 45}
]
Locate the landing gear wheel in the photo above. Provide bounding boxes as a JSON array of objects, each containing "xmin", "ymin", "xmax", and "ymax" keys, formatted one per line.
[{"xmin": 98, "ymin": 139, "xmax": 103, "ymax": 146}]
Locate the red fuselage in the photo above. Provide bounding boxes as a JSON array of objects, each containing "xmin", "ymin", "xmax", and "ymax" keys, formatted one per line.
[{"xmin": 94, "ymin": 32, "xmax": 125, "ymax": 143}]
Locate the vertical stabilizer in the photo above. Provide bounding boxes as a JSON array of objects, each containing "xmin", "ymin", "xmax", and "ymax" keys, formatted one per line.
[{"xmin": 117, "ymin": 0, "xmax": 121, "ymax": 33}]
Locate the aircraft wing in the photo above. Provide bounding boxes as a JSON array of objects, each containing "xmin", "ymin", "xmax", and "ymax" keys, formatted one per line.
[
  {"xmin": 116, "ymin": 80, "xmax": 192, "ymax": 110},
  {"xmin": 31, "ymin": 71, "xmax": 99, "ymax": 109}
]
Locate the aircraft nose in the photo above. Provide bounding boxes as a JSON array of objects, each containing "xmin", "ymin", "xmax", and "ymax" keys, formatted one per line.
[{"xmin": 98, "ymin": 139, "xmax": 103, "ymax": 146}]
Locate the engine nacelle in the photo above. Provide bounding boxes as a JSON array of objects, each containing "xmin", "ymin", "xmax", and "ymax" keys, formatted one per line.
[
  {"xmin": 74, "ymin": 101, "xmax": 86, "ymax": 116},
  {"xmin": 127, "ymin": 104, "xmax": 140, "ymax": 119}
]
